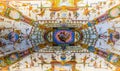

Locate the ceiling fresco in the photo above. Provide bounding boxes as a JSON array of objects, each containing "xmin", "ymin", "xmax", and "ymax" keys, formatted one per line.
[{"xmin": 0, "ymin": 0, "xmax": 120, "ymax": 71}]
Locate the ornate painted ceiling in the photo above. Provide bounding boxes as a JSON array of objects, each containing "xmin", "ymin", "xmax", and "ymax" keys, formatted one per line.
[{"xmin": 0, "ymin": 0, "xmax": 120, "ymax": 71}]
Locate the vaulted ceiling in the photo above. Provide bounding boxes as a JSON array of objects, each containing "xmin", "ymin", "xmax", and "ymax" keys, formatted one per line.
[{"xmin": 0, "ymin": 0, "xmax": 120, "ymax": 71}]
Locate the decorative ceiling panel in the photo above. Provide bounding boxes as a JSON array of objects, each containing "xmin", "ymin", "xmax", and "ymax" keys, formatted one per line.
[{"xmin": 0, "ymin": 0, "xmax": 120, "ymax": 71}]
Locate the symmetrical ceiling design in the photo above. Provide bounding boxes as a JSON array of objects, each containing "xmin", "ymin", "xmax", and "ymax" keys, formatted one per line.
[{"xmin": 0, "ymin": 0, "xmax": 120, "ymax": 71}]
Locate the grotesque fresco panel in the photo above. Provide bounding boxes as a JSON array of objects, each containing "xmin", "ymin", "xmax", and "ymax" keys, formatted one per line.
[{"xmin": 0, "ymin": 0, "xmax": 120, "ymax": 71}]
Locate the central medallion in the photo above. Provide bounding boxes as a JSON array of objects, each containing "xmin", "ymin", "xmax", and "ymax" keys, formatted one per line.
[
  {"xmin": 53, "ymin": 29, "xmax": 75, "ymax": 45},
  {"xmin": 44, "ymin": 27, "xmax": 82, "ymax": 46}
]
